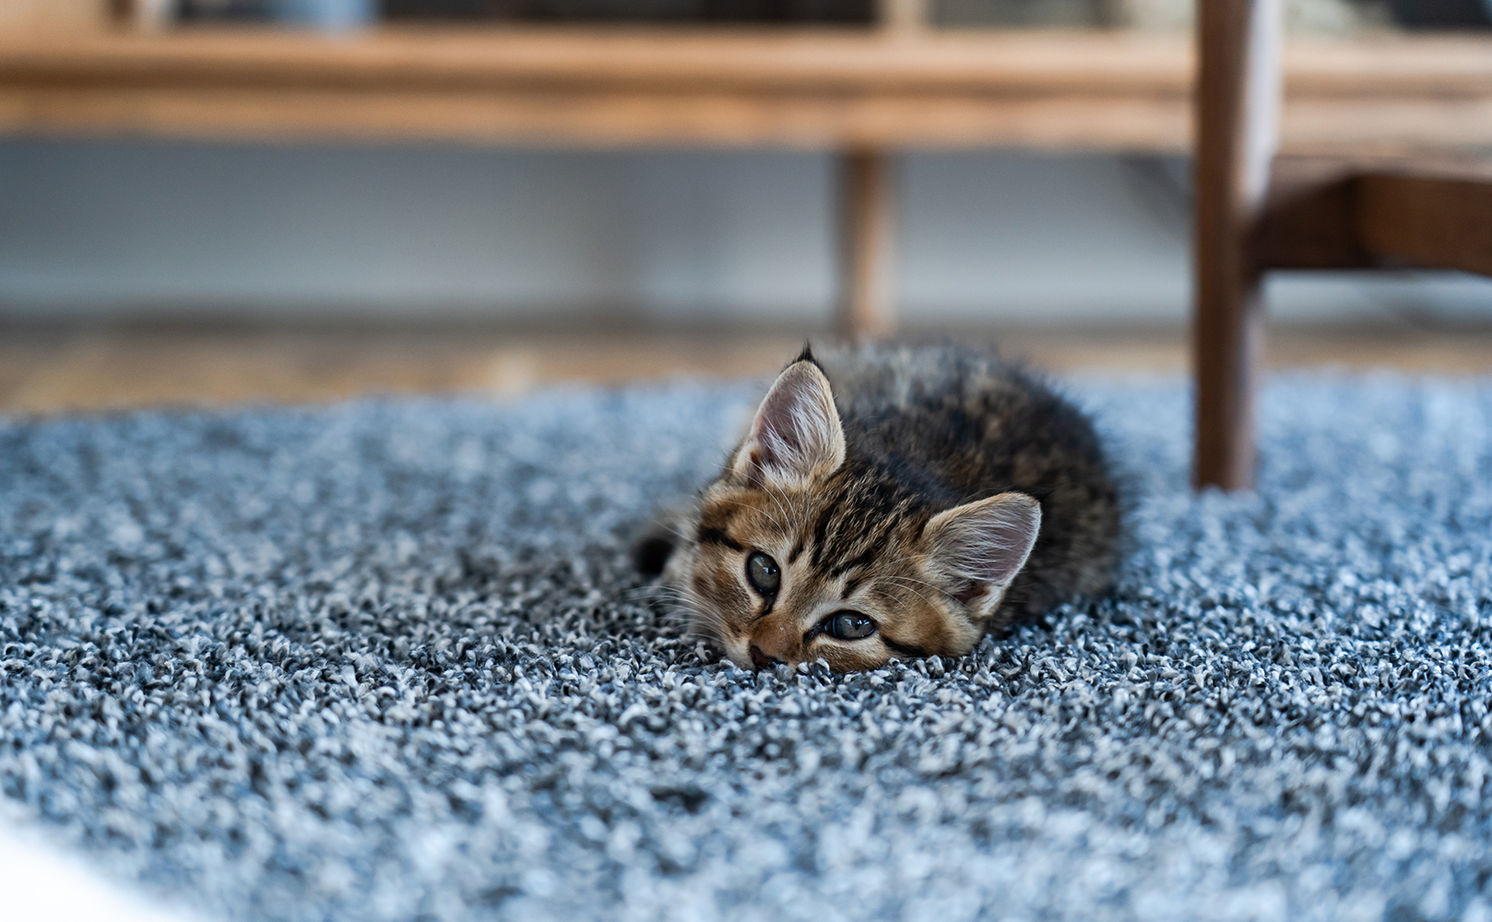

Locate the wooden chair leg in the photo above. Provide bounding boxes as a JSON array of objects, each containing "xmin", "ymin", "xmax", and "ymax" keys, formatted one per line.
[
  {"xmin": 837, "ymin": 147, "xmax": 895, "ymax": 342},
  {"xmin": 1192, "ymin": 0, "xmax": 1282, "ymax": 490}
]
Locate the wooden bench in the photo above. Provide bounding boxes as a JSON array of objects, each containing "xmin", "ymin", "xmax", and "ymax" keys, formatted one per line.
[{"xmin": 3, "ymin": 5, "xmax": 1490, "ymax": 344}]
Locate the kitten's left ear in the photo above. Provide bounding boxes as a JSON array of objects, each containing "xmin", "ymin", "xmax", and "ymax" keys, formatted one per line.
[
  {"xmin": 920, "ymin": 492, "xmax": 1041, "ymax": 619},
  {"xmin": 732, "ymin": 358, "xmax": 846, "ymax": 487}
]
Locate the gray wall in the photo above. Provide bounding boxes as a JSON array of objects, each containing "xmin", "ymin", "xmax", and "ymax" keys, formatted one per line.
[{"xmin": 1, "ymin": 138, "xmax": 1487, "ymax": 326}]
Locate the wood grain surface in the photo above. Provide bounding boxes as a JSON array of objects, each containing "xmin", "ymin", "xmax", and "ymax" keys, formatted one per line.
[{"xmin": 0, "ymin": 29, "xmax": 1489, "ymax": 150}]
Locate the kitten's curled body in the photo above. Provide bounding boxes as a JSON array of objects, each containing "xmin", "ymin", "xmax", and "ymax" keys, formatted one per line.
[{"xmin": 638, "ymin": 343, "xmax": 1121, "ymax": 672}]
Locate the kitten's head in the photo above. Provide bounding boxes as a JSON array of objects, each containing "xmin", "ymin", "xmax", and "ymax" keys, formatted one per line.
[{"xmin": 659, "ymin": 351, "xmax": 1041, "ymax": 672}]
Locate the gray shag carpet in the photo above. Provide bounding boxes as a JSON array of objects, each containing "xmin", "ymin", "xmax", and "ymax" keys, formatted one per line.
[{"xmin": 2, "ymin": 373, "xmax": 1492, "ymax": 922}]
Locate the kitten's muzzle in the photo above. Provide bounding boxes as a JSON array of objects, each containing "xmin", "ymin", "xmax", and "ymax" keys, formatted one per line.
[
  {"xmin": 749, "ymin": 645, "xmax": 786, "ymax": 670},
  {"xmin": 749, "ymin": 619, "xmax": 799, "ymax": 669}
]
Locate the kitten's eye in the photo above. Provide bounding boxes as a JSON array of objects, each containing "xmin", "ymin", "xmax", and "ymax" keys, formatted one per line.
[
  {"xmin": 745, "ymin": 552, "xmax": 780, "ymax": 596},
  {"xmin": 824, "ymin": 610, "xmax": 877, "ymax": 641}
]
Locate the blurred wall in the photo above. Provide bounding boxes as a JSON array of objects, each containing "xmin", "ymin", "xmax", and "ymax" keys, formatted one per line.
[{"xmin": 1, "ymin": 139, "xmax": 1487, "ymax": 326}]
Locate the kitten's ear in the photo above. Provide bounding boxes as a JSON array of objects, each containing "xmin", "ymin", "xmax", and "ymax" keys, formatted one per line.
[
  {"xmin": 920, "ymin": 492, "xmax": 1041, "ymax": 617},
  {"xmin": 732, "ymin": 359, "xmax": 845, "ymax": 487}
]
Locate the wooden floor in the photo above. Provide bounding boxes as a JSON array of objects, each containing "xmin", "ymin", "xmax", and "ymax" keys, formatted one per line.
[{"xmin": 1, "ymin": 320, "xmax": 1489, "ymax": 417}]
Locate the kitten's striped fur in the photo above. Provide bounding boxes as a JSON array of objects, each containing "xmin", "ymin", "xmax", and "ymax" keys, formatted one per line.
[{"xmin": 635, "ymin": 343, "xmax": 1121, "ymax": 672}]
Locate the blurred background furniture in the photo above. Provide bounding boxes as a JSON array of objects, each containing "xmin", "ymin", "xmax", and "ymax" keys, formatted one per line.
[
  {"xmin": 3, "ymin": 0, "xmax": 1492, "ymax": 345},
  {"xmin": 2, "ymin": 1, "xmax": 1490, "ymax": 432},
  {"xmin": 1193, "ymin": 0, "xmax": 1492, "ymax": 489}
]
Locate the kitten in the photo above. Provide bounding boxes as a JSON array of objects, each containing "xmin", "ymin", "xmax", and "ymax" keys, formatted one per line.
[{"xmin": 635, "ymin": 343, "xmax": 1121, "ymax": 673}]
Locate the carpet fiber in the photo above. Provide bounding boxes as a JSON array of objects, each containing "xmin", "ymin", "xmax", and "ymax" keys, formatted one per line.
[{"xmin": 2, "ymin": 374, "xmax": 1491, "ymax": 922}]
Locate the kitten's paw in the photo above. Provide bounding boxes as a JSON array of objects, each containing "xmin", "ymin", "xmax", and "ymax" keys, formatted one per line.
[
  {"xmin": 630, "ymin": 526, "xmax": 676, "ymax": 577},
  {"xmin": 630, "ymin": 500, "xmax": 696, "ymax": 577}
]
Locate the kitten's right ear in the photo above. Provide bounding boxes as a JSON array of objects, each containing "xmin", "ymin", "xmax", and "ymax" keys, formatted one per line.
[
  {"xmin": 920, "ymin": 492, "xmax": 1041, "ymax": 620},
  {"xmin": 731, "ymin": 359, "xmax": 845, "ymax": 488}
]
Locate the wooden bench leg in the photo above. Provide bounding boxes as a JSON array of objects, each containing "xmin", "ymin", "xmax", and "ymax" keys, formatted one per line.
[
  {"xmin": 837, "ymin": 147, "xmax": 894, "ymax": 342},
  {"xmin": 1192, "ymin": 0, "xmax": 1282, "ymax": 490}
]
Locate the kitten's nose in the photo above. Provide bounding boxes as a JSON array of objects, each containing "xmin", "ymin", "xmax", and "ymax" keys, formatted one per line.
[
  {"xmin": 750, "ymin": 619, "xmax": 798, "ymax": 668},
  {"xmin": 749, "ymin": 645, "xmax": 784, "ymax": 670}
]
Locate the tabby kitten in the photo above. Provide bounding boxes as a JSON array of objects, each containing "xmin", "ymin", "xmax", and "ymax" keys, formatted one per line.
[{"xmin": 635, "ymin": 343, "xmax": 1121, "ymax": 673}]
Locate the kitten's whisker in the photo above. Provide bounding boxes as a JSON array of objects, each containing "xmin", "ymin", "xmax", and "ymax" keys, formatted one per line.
[
  {"xmin": 883, "ymin": 577, "xmax": 935, "ymax": 596},
  {"xmin": 638, "ymin": 588, "xmax": 689, "ymax": 607},
  {"xmin": 880, "ymin": 575, "xmax": 943, "ymax": 610},
  {"xmin": 653, "ymin": 524, "xmax": 690, "ymax": 544},
  {"xmin": 654, "ymin": 594, "xmax": 705, "ymax": 617},
  {"xmin": 627, "ymin": 581, "xmax": 687, "ymax": 600},
  {"xmin": 650, "ymin": 582, "xmax": 727, "ymax": 648},
  {"xmin": 642, "ymin": 518, "xmax": 694, "ymax": 547},
  {"xmin": 776, "ymin": 479, "xmax": 813, "ymax": 531},
  {"xmin": 882, "ymin": 572, "xmax": 944, "ymax": 594},
  {"xmin": 759, "ymin": 482, "xmax": 801, "ymax": 537},
  {"xmin": 712, "ymin": 497, "xmax": 787, "ymax": 533}
]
